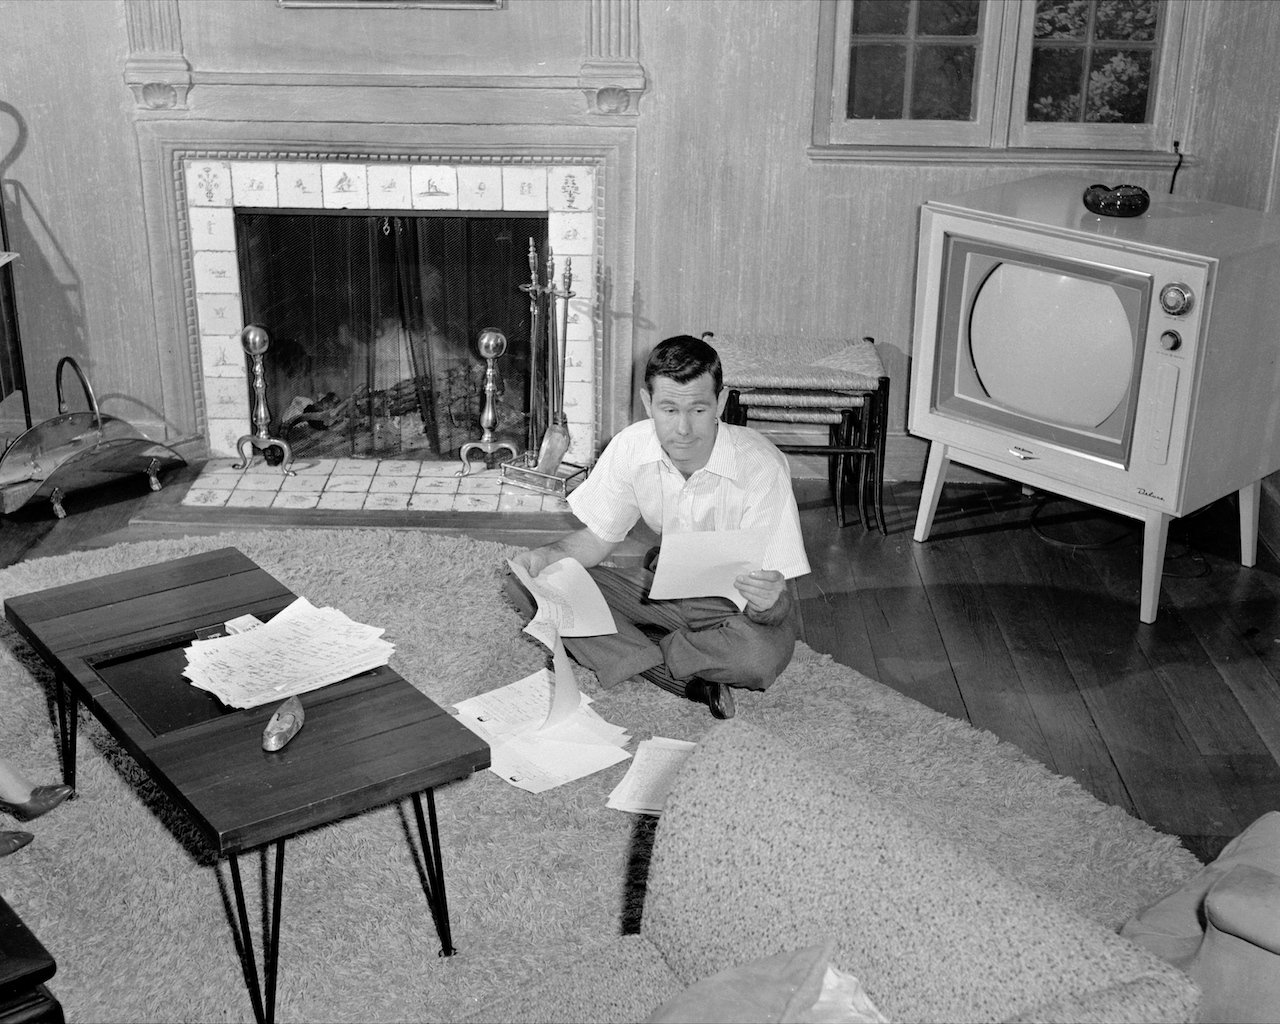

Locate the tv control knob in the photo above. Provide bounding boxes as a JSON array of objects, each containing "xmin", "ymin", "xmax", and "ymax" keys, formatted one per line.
[
  {"xmin": 1160, "ymin": 330, "xmax": 1182, "ymax": 351},
  {"xmin": 1159, "ymin": 283, "xmax": 1195, "ymax": 316}
]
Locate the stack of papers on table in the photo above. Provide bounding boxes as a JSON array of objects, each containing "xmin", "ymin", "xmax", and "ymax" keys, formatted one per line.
[
  {"xmin": 606, "ymin": 737, "xmax": 697, "ymax": 814},
  {"xmin": 184, "ymin": 597, "xmax": 395, "ymax": 709},
  {"xmin": 454, "ymin": 669, "xmax": 632, "ymax": 794}
]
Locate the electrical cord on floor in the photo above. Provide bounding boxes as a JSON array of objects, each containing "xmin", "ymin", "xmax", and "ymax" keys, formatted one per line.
[
  {"xmin": 1160, "ymin": 545, "xmax": 1212, "ymax": 579},
  {"xmin": 1026, "ymin": 494, "xmax": 1212, "ymax": 579},
  {"xmin": 1028, "ymin": 495, "xmax": 1131, "ymax": 550}
]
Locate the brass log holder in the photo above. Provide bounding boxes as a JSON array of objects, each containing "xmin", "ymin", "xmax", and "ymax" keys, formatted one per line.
[
  {"xmin": 501, "ymin": 241, "xmax": 586, "ymax": 497},
  {"xmin": 456, "ymin": 327, "xmax": 520, "ymax": 476},
  {"xmin": 234, "ymin": 324, "xmax": 295, "ymax": 475}
]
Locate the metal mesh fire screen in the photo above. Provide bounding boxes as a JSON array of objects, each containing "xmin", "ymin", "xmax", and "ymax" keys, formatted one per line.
[{"xmin": 235, "ymin": 210, "xmax": 547, "ymax": 462}]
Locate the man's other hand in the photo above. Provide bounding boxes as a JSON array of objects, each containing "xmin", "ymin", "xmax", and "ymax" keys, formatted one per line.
[
  {"xmin": 511, "ymin": 546, "xmax": 561, "ymax": 578},
  {"xmin": 734, "ymin": 569, "xmax": 785, "ymax": 613}
]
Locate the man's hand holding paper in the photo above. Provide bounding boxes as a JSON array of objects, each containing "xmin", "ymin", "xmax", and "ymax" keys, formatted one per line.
[
  {"xmin": 733, "ymin": 567, "xmax": 787, "ymax": 614},
  {"xmin": 646, "ymin": 527, "xmax": 775, "ymax": 611}
]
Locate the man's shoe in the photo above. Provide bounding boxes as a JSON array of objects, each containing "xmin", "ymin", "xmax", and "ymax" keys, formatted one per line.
[
  {"xmin": 0, "ymin": 784, "xmax": 73, "ymax": 822},
  {"xmin": 686, "ymin": 678, "xmax": 736, "ymax": 720},
  {"xmin": 0, "ymin": 831, "xmax": 33, "ymax": 857}
]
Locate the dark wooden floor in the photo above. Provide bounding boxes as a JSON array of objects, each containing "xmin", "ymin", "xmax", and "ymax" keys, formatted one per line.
[
  {"xmin": 3, "ymin": 462, "xmax": 1278, "ymax": 863},
  {"xmin": 792, "ymin": 476, "xmax": 1280, "ymax": 864}
]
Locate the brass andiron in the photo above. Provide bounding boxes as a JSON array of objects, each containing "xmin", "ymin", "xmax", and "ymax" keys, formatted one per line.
[
  {"xmin": 456, "ymin": 328, "xmax": 520, "ymax": 476},
  {"xmin": 234, "ymin": 324, "xmax": 295, "ymax": 475}
]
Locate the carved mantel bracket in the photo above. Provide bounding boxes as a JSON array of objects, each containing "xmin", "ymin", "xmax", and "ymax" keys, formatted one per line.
[
  {"xmin": 579, "ymin": 0, "xmax": 647, "ymax": 116},
  {"xmin": 124, "ymin": 0, "xmax": 192, "ymax": 111}
]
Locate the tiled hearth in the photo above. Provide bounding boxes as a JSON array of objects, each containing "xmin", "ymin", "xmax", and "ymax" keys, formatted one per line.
[
  {"xmin": 182, "ymin": 458, "xmax": 572, "ymax": 514},
  {"xmin": 184, "ymin": 157, "xmax": 599, "ymax": 467}
]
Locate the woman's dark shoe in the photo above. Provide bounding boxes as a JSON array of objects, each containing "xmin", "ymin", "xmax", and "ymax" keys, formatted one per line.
[
  {"xmin": 0, "ymin": 831, "xmax": 34, "ymax": 857},
  {"xmin": 0, "ymin": 784, "xmax": 73, "ymax": 822},
  {"xmin": 685, "ymin": 678, "xmax": 736, "ymax": 720}
]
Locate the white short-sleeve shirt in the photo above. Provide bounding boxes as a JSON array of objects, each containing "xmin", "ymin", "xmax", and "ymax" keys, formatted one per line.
[{"xmin": 568, "ymin": 420, "xmax": 811, "ymax": 579}]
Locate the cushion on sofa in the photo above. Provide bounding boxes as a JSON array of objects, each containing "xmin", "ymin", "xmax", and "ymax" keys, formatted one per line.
[
  {"xmin": 646, "ymin": 940, "xmax": 833, "ymax": 1024},
  {"xmin": 639, "ymin": 720, "xmax": 1199, "ymax": 1023},
  {"xmin": 647, "ymin": 937, "xmax": 889, "ymax": 1024},
  {"xmin": 1121, "ymin": 810, "xmax": 1280, "ymax": 969}
]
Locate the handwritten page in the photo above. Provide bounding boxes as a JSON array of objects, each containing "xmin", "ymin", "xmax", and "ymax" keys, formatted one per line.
[
  {"xmin": 452, "ymin": 669, "xmax": 581, "ymax": 737},
  {"xmin": 454, "ymin": 668, "xmax": 631, "ymax": 794},
  {"xmin": 183, "ymin": 597, "xmax": 394, "ymax": 709},
  {"xmin": 484, "ymin": 733, "xmax": 631, "ymax": 794},
  {"xmin": 606, "ymin": 737, "xmax": 698, "ymax": 814},
  {"xmin": 646, "ymin": 528, "xmax": 770, "ymax": 610},
  {"xmin": 507, "ymin": 558, "xmax": 616, "ymax": 638}
]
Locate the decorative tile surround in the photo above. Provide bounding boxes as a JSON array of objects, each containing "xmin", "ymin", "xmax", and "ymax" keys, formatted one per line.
[
  {"xmin": 182, "ymin": 458, "xmax": 572, "ymax": 514},
  {"xmin": 184, "ymin": 158, "xmax": 599, "ymax": 465}
]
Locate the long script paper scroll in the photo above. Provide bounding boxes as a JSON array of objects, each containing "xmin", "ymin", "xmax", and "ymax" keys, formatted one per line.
[{"xmin": 453, "ymin": 558, "xmax": 627, "ymax": 793}]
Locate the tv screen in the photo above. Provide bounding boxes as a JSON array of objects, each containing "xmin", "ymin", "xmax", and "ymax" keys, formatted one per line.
[{"xmin": 932, "ymin": 236, "xmax": 1150, "ymax": 465}]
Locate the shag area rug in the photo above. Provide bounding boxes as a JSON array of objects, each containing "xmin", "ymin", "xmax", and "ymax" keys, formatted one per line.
[{"xmin": 0, "ymin": 529, "xmax": 1200, "ymax": 1023}]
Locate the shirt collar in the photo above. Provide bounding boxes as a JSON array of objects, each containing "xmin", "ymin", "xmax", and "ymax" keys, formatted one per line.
[
  {"xmin": 639, "ymin": 420, "xmax": 741, "ymax": 480},
  {"xmin": 702, "ymin": 423, "xmax": 739, "ymax": 479}
]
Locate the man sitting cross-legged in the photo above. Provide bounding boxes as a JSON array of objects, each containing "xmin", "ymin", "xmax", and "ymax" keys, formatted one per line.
[{"xmin": 505, "ymin": 334, "xmax": 810, "ymax": 719}]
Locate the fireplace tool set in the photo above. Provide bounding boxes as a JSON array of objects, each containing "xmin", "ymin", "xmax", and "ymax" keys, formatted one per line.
[{"xmin": 498, "ymin": 240, "xmax": 586, "ymax": 495}]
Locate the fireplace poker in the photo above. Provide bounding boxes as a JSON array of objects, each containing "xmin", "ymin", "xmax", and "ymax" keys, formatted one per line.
[
  {"xmin": 533, "ymin": 251, "xmax": 571, "ymax": 475},
  {"xmin": 558, "ymin": 257, "xmax": 573, "ymax": 415},
  {"xmin": 520, "ymin": 238, "xmax": 543, "ymax": 453},
  {"xmin": 546, "ymin": 251, "xmax": 559, "ymax": 420}
]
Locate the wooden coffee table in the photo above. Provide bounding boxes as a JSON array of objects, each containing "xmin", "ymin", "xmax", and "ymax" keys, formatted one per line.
[{"xmin": 4, "ymin": 547, "xmax": 490, "ymax": 1024}]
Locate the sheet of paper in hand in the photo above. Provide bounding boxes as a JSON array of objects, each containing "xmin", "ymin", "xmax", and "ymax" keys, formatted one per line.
[
  {"xmin": 507, "ymin": 557, "xmax": 617, "ymax": 639},
  {"xmin": 646, "ymin": 528, "xmax": 770, "ymax": 610}
]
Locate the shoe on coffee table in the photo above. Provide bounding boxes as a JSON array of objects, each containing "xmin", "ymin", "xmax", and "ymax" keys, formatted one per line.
[{"xmin": 685, "ymin": 678, "xmax": 735, "ymax": 720}]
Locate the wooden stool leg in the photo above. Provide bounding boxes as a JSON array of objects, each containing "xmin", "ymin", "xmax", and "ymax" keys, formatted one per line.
[
  {"xmin": 840, "ymin": 407, "xmax": 860, "ymax": 529},
  {"xmin": 828, "ymin": 421, "xmax": 845, "ymax": 527},
  {"xmin": 851, "ymin": 402, "xmax": 872, "ymax": 532},
  {"xmin": 725, "ymin": 389, "xmax": 744, "ymax": 426},
  {"xmin": 870, "ymin": 377, "xmax": 889, "ymax": 534}
]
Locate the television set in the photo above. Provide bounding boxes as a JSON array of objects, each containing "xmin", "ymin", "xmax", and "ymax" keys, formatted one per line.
[{"xmin": 909, "ymin": 174, "xmax": 1280, "ymax": 622}]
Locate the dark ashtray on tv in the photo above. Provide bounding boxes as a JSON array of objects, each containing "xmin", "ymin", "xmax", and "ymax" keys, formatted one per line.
[{"xmin": 1082, "ymin": 182, "xmax": 1150, "ymax": 217}]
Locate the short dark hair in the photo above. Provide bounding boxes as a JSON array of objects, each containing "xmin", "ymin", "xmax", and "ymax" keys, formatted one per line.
[{"xmin": 644, "ymin": 335, "xmax": 723, "ymax": 395}]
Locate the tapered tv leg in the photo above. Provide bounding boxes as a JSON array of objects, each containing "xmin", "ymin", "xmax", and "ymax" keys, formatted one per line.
[
  {"xmin": 1239, "ymin": 480, "xmax": 1260, "ymax": 568},
  {"xmin": 1140, "ymin": 511, "xmax": 1173, "ymax": 624},
  {"xmin": 913, "ymin": 442, "xmax": 951, "ymax": 543}
]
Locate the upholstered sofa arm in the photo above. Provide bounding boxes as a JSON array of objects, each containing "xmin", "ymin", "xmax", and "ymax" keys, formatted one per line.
[
  {"xmin": 1202, "ymin": 863, "xmax": 1280, "ymax": 954},
  {"xmin": 638, "ymin": 720, "xmax": 1199, "ymax": 1023}
]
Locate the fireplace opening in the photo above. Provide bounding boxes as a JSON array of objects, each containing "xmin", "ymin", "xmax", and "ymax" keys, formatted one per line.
[{"xmin": 236, "ymin": 210, "xmax": 548, "ymax": 462}]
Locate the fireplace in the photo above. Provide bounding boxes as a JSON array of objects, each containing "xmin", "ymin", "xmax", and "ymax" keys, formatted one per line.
[
  {"xmin": 183, "ymin": 156, "xmax": 605, "ymax": 466},
  {"xmin": 236, "ymin": 210, "xmax": 547, "ymax": 462}
]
